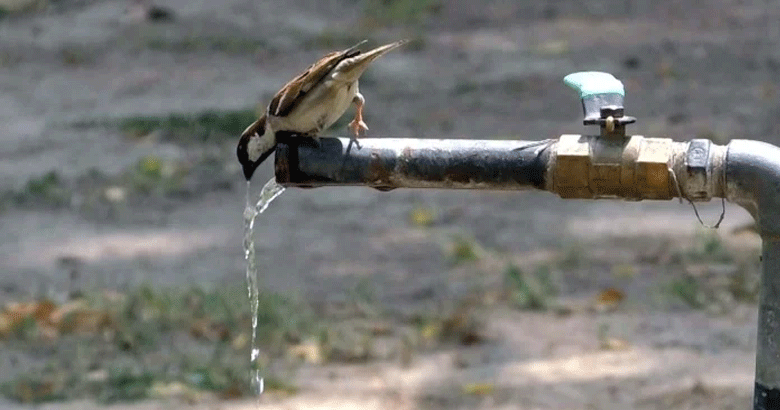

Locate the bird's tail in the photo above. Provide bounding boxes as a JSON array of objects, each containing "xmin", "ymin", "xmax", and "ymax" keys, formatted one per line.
[{"xmin": 331, "ymin": 39, "xmax": 408, "ymax": 83}]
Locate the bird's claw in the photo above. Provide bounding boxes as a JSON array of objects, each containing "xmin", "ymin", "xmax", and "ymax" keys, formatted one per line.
[{"xmin": 348, "ymin": 119, "xmax": 369, "ymax": 138}]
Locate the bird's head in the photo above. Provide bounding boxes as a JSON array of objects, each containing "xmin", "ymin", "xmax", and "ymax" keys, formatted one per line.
[{"xmin": 236, "ymin": 115, "xmax": 276, "ymax": 181}]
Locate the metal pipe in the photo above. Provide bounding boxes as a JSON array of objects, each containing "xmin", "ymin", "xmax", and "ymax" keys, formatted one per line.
[
  {"xmin": 274, "ymin": 135, "xmax": 780, "ymax": 409},
  {"xmin": 274, "ymin": 137, "xmax": 552, "ymax": 191},
  {"xmin": 725, "ymin": 140, "xmax": 780, "ymax": 235},
  {"xmin": 273, "ymin": 135, "xmax": 729, "ymax": 203},
  {"xmin": 755, "ymin": 238, "xmax": 780, "ymax": 410},
  {"xmin": 724, "ymin": 140, "xmax": 780, "ymax": 410}
]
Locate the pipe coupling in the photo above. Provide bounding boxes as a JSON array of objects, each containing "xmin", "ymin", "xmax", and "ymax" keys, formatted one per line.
[{"xmin": 549, "ymin": 135, "xmax": 725, "ymax": 201}]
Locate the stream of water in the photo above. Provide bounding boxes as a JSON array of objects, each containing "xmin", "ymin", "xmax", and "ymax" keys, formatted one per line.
[{"xmin": 242, "ymin": 178, "xmax": 286, "ymax": 398}]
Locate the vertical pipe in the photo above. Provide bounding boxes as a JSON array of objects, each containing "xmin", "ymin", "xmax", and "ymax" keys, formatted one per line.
[
  {"xmin": 724, "ymin": 140, "xmax": 780, "ymax": 409},
  {"xmin": 755, "ymin": 237, "xmax": 780, "ymax": 410}
]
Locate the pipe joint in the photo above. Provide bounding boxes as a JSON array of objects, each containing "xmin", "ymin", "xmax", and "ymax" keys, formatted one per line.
[{"xmin": 549, "ymin": 134, "xmax": 726, "ymax": 202}]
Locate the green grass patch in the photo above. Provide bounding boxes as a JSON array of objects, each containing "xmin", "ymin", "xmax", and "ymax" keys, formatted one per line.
[
  {"xmin": 73, "ymin": 108, "xmax": 259, "ymax": 144},
  {"xmin": 505, "ymin": 264, "xmax": 557, "ymax": 310},
  {"xmin": 98, "ymin": 368, "xmax": 155, "ymax": 404},
  {"xmin": 0, "ymin": 284, "xmax": 312, "ymax": 404},
  {"xmin": 683, "ymin": 231, "xmax": 732, "ymax": 263},
  {"xmin": 1, "ymin": 371, "xmax": 68, "ymax": 404},
  {"xmin": 665, "ymin": 276, "xmax": 705, "ymax": 309},
  {"xmin": 448, "ymin": 235, "xmax": 481, "ymax": 265},
  {"xmin": 128, "ymin": 155, "xmax": 188, "ymax": 196},
  {"xmin": 557, "ymin": 240, "xmax": 587, "ymax": 269},
  {"xmin": 116, "ymin": 109, "xmax": 258, "ymax": 142},
  {"xmin": 4, "ymin": 171, "xmax": 72, "ymax": 208}
]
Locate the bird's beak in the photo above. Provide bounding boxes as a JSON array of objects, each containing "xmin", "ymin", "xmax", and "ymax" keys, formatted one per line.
[{"xmin": 241, "ymin": 159, "xmax": 259, "ymax": 181}]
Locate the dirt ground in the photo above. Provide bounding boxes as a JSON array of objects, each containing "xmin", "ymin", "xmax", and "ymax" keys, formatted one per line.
[{"xmin": 0, "ymin": 0, "xmax": 778, "ymax": 408}]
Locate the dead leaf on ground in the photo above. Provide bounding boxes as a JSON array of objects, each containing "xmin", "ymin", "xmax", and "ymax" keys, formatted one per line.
[
  {"xmin": 0, "ymin": 312, "xmax": 12, "ymax": 338},
  {"xmin": 462, "ymin": 382, "xmax": 495, "ymax": 396},
  {"xmin": 190, "ymin": 318, "xmax": 231, "ymax": 342},
  {"xmin": 594, "ymin": 287, "xmax": 625, "ymax": 312},
  {"xmin": 288, "ymin": 340, "xmax": 324, "ymax": 364},
  {"xmin": 0, "ymin": 301, "xmax": 56, "ymax": 338},
  {"xmin": 368, "ymin": 321, "xmax": 393, "ymax": 336},
  {"xmin": 601, "ymin": 337, "xmax": 632, "ymax": 351},
  {"xmin": 409, "ymin": 206, "xmax": 435, "ymax": 227},
  {"xmin": 32, "ymin": 300, "xmax": 57, "ymax": 322},
  {"xmin": 0, "ymin": 299, "xmax": 115, "ymax": 340},
  {"xmin": 218, "ymin": 382, "xmax": 244, "ymax": 400}
]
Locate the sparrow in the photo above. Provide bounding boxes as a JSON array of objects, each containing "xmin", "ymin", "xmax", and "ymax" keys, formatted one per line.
[{"xmin": 237, "ymin": 39, "xmax": 407, "ymax": 180}]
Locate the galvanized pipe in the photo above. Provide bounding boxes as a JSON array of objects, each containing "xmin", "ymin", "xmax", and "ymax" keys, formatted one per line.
[
  {"xmin": 724, "ymin": 140, "xmax": 780, "ymax": 410},
  {"xmin": 274, "ymin": 137, "xmax": 552, "ymax": 191},
  {"xmin": 754, "ymin": 238, "xmax": 780, "ymax": 410},
  {"xmin": 274, "ymin": 135, "xmax": 780, "ymax": 410}
]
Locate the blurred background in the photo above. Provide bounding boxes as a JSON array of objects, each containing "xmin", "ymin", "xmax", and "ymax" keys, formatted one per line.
[{"xmin": 0, "ymin": 0, "xmax": 776, "ymax": 408}]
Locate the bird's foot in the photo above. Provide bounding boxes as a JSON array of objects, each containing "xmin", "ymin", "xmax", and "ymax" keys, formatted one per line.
[
  {"xmin": 348, "ymin": 118, "xmax": 367, "ymax": 150},
  {"xmin": 348, "ymin": 118, "xmax": 369, "ymax": 137}
]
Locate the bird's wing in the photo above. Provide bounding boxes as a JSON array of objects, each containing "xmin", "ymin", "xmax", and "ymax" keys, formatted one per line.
[{"xmin": 268, "ymin": 40, "xmax": 367, "ymax": 118}]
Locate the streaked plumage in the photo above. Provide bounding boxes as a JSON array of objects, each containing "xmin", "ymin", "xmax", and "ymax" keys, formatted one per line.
[{"xmin": 237, "ymin": 40, "xmax": 407, "ymax": 180}]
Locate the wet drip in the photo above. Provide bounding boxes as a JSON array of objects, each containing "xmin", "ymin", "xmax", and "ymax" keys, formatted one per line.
[{"xmin": 242, "ymin": 178, "xmax": 285, "ymax": 399}]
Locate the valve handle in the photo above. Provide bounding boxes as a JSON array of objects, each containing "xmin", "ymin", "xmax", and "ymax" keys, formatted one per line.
[
  {"xmin": 563, "ymin": 71, "xmax": 634, "ymax": 127},
  {"xmin": 563, "ymin": 71, "xmax": 625, "ymax": 99}
]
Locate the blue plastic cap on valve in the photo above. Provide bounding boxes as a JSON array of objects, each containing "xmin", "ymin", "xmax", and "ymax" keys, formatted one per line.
[
  {"xmin": 563, "ymin": 71, "xmax": 625, "ymax": 99},
  {"xmin": 563, "ymin": 71, "xmax": 633, "ymax": 126}
]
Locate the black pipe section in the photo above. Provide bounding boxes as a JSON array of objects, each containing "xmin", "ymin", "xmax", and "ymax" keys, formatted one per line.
[{"xmin": 274, "ymin": 137, "xmax": 552, "ymax": 191}]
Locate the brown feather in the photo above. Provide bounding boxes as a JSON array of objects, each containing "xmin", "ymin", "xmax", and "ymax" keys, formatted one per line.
[
  {"xmin": 268, "ymin": 41, "xmax": 367, "ymax": 117},
  {"xmin": 240, "ymin": 114, "xmax": 266, "ymax": 138}
]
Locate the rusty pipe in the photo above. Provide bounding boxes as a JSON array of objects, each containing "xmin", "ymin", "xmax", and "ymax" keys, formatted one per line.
[
  {"xmin": 273, "ymin": 137, "xmax": 552, "ymax": 191},
  {"xmin": 273, "ymin": 135, "xmax": 728, "ymax": 205}
]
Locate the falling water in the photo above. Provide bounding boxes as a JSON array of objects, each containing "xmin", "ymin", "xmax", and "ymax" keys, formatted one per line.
[{"xmin": 243, "ymin": 177, "xmax": 286, "ymax": 398}]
